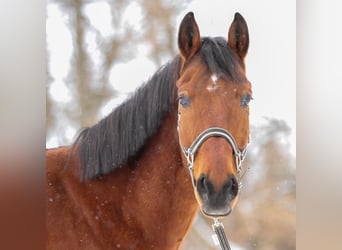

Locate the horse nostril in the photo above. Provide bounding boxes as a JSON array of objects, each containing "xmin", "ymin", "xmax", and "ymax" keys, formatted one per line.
[
  {"xmin": 223, "ymin": 175, "xmax": 239, "ymax": 200},
  {"xmin": 197, "ymin": 175, "xmax": 212, "ymax": 202}
]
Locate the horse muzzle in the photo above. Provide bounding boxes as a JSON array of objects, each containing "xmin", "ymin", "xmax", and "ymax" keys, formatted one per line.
[{"xmin": 196, "ymin": 174, "xmax": 239, "ymax": 217}]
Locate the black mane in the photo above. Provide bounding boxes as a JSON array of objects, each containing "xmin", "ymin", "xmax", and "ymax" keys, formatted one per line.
[{"xmin": 74, "ymin": 37, "xmax": 241, "ymax": 180}]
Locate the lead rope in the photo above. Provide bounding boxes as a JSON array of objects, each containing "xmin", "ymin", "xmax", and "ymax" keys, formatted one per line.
[{"xmin": 212, "ymin": 218, "xmax": 231, "ymax": 250}]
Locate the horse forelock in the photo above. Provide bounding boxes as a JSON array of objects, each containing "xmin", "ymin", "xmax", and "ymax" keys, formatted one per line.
[{"xmin": 200, "ymin": 37, "xmax": 243, "ymax": 83}]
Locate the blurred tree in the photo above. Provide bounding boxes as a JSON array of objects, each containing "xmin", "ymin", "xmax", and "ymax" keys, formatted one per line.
[{"xmin": 46, "ymin": 0, "xmax": 190, "ymax": 145}]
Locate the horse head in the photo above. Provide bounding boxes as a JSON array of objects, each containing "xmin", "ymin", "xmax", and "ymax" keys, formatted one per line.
[{"xmin": 177, "ymin": 12, "xmax": 252, "ymax": 217}]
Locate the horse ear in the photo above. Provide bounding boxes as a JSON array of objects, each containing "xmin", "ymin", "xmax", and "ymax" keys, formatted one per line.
[
  {"xmin": 178, "ymin": 12, "xmax": 201, "ymax": 62},
  {"xmin": 228, "ymin": 13, "xmax": 249, "ymax": 61}
]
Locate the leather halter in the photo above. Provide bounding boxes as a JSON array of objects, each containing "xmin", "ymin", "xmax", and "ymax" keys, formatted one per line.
[{"xmin": 177, "ymin": 109, "xmax": 249, "ymax": 189}]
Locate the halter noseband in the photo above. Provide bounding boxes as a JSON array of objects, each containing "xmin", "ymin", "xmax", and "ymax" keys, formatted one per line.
[{"xmin": 177, "ymin": 109, "xmax": 250, "ymax": 190}]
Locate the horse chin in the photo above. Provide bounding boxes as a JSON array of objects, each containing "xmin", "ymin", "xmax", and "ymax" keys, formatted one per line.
[{"xmin": 200, "ymin": 204, "xmax": 233, "ymax": 218}]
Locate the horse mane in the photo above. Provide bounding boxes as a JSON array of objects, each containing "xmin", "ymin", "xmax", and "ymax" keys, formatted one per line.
[
  {"xmin": 74, "ymin": 56, "xmax": 181, "ymax": 180},
  {"xmin": 74, "ymin": 37, "xmax": 241, "ymax": 180}
]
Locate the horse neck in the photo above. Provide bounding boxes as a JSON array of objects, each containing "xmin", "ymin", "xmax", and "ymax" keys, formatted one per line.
[
  {"xmin": 61, "ymin": 106, "xmax": 198, "ymax": 248},
  {"xmin": 120, "ymin": 107, "xmax": 199, "ymax": 246},
  {"xmin": 56, "ymin": 108, "xmax": 198, "ymax": 249}
]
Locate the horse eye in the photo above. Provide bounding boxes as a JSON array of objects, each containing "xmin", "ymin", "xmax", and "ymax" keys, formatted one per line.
[
  {"xmin": 241, "ymin": 95, "xmax": 253, "ymax": 107},
  {"xmin": 178, "ymin": 95, "xmax": 191, "ymax": 108}
]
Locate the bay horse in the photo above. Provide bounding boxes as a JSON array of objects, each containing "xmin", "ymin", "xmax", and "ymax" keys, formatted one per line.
[{"xmin": 46, "ymin": 12, "xmax": 252, "ymax": 250}]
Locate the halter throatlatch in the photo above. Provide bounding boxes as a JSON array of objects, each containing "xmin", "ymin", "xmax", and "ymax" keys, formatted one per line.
[{"xmin": 177, "ymin": 109, "xmax": 250, "ymax": 250}]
